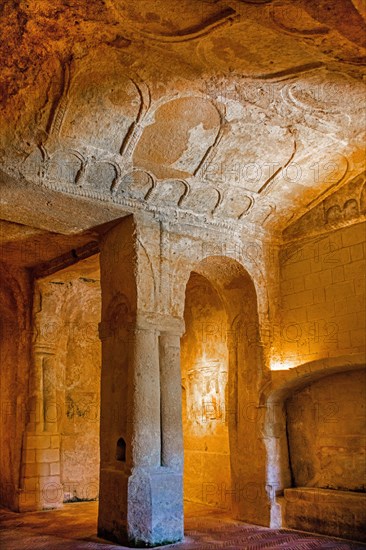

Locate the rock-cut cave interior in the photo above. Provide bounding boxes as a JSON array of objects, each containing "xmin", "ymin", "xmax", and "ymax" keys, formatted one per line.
[{"xmin": 0, "ymin": 1, "xmax": 365, "ymax": 548}]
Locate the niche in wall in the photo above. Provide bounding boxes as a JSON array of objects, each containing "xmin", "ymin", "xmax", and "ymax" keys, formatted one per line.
[
  {"xmin": 181, "ymin": 272, "xmax": 231, "ymax": 511},
  {"xmin": 286, "ymin": 369, "xmax": 366, "ymax": 492}
]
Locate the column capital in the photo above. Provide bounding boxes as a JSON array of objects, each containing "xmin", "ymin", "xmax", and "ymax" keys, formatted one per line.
[
  {"xmin": 33, "ymin": 344, "xmax": 56, "ymax": 355},
  {"xmin": 136, "ymin": 312, "xmax": 185, "ymax": 336}
]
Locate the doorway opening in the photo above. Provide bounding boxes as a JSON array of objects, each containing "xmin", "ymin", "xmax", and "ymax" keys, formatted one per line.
[
  {"xmin": 33, "ymin": 254, "xmax": 101, "ymax": 508},
  {"xmin": 180, "ymin": 255, "xmax": 263, "ymax": 523},
  {"xmin": 181, "ymin": 271, "xmax": 231, "ymax": 513}
]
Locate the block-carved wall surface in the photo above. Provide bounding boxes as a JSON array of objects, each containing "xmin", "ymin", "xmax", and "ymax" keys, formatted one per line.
[
  {"xmin": 277, "ymin": 221, "xmax": 366, "ymax": 368},
  {"xmin": 0, "ymin": 0, "xmax": 365, "ymax": 235},
  {"xmin": 34, "ymin": 262, "xmax": 101, "ymax": 503},
  {"xmin": 284, "ymin": 171, "xmax": 366, "ymax": 240},
  {"xmin": 286, "ymin": 369, "xmax": 366, "ymax": 492}
]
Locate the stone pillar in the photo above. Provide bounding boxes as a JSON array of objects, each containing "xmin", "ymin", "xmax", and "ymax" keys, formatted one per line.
[
  {"xmin": 19, "ymin": 344, "xmax": 62, "ymax": 511},
  {"xmin": 159, "ymin": 325, "xmax": 184, "ymax": 469},
  {"xmin": 28, "ymin": 349, "xmax": 45, "ymax": 433},
  {"xmin": 97, "ymin": 216, "xmax": 184, "ymax": 547},
  {"xmin": 129, "ymin": 324, "xmax": 161, "ymax": 469}
]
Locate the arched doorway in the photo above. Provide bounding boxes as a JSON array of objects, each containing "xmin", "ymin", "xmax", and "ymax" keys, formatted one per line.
[
  {"xmin": 180, "ymin": 256, "xmax": 267, "ymax": 523},
  {"xmin": 181, "ymin": 271, "xmax": 231, "ymax": 512}
]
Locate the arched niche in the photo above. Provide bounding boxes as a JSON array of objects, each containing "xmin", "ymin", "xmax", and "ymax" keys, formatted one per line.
[
  {"xmin": 263, "ymin": 353, "xmax": 366, "ymax": 530},
  {"xmin": 286, "ymin": 369, "xmax": 366, "ymax": 492},
  {"xmin": 59, "ymin": 66, "xmax": 142, "ymax": 154},
  {"xmin": 181, "ymin": 271, "xmax": 230, "ymax": 511},
  {"xmin": 180, "ymin": 255, "xmax": 268, "ymax": 525},
  {"xmin": 116, "ymin": 438, "xmax": 126, "ymax": 462},
  {"xmin": 170, "ymin": 249, "xmax": 269, "ymax": 324}
]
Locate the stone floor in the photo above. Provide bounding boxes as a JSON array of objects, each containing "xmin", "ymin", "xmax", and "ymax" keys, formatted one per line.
[{"xmin": 0, "ymin": 501, "xmax": 365, "ymax": 549}]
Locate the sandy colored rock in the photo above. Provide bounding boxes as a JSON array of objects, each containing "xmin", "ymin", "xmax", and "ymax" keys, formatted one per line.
[{"xmin": 0, "ymin": 0, "xmax": 365, "ymax": 547}]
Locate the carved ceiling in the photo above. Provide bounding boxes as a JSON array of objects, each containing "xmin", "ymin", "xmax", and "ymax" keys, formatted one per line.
[{"xmin": 0, "ymin": 0, "xmax": 365, "ymax": 237}]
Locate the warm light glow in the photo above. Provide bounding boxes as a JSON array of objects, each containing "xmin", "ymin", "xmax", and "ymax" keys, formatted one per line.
[{"xmin": 270, "ymin": 359, "xmax": 297, "ymax": 371}]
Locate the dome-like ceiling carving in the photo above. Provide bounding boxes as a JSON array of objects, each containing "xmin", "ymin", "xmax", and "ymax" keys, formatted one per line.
[{"xmin": 0, "ymin": 0, "xmax": 365, "ymax": 235}]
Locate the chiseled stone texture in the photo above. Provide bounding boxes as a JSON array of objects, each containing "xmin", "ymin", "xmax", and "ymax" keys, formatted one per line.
[
  {"xmin": 286, "ymin": 370, "xmax": 366, "ymax": 492},
  {"xmin": 277, "ymin": 220, "xmax": 366, "ymax": 366},
  {"xmin": 0, "ymin": 1, "xmax": 365, "ymax": 543},
  {"xmin": 1, "ymin": 2, "xmax": 365, "ymax": 236},
  {"xmin": 284, "ymin": 488, "xmax": 366, "ymax": 542},
  {"xmin": 128, "ymin": 469, "xmax": 183, "ymax": 547},
  {"xmin": 31, "ymin": 261, "xmax": 101, "ymax": 504},
  {"xmin": 0, "ymin": 262, "xmax": 32, "ymax": 511},
  {"xmin": 182, "ymin": 272, "xmax": 231, "ymax": 511}
]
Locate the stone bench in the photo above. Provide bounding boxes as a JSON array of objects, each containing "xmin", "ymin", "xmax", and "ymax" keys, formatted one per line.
[{"xmin": 284, "ymin": 487, "xmax": 366, "ymax": 542}]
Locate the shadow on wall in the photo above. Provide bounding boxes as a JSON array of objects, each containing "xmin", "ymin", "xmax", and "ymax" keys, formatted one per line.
[
  {"xmin": 0, "ymin": 264, "xmax": 30, "ymax": 512},
  {"xmin": 264, "ymin": 359, "xmax": 366, "ymax": 541},
  {"xmin": 180, "ymin": 255, "xmax": 267, "ymax": 525},
  {"xmin": 286, "ymin": 369, "xmax": 366, "ymax": 493}
]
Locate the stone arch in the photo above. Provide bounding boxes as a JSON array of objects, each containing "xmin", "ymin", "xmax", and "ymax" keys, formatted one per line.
[
  {"xmin": 180, "ymin": 255, "xmax": 268, "ymax": 524},
  {"xmin": 360, "ymin": 181, "xmax": 366, "ymax": 213},
  {"xmin": 262, "ymin": 353, "xmax": 366, "ymax": 528},
  {"xmin": 343, "ymin": 198, "xmax": 359, "ymax": 220},
  {"xmin": 57, "ymin": 63, "xmax": 143, "ymax": 154},
  {"xmin": 171, "ymin": 249, "xmax": 268, "ymax": 322}
]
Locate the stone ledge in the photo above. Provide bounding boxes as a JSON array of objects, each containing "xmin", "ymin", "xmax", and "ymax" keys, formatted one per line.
[{"xmin": 284, "ymin": 487, "xmax": 366, "ymax": 542}]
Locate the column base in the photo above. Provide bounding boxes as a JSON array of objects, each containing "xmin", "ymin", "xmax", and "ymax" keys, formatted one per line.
[
  {"xmin": 98, "ymin": 467, "xmax": 183, "ymax": 547},
  {"xmin": 19, "ymin": 432, "xmax": 63, "ymax": 511}
]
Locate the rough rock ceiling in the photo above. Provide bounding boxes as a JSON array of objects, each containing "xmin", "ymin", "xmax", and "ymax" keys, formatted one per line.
[
  {"xmin": 0, "ymin": 218, "xmax": 99, "ymax": 269},
  {"xmin": 0, "ymin": 0, "xmax": 365, "ymax": 237}
]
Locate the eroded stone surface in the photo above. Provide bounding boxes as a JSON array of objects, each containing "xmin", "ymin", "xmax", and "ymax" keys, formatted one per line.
[
  {"xmin": 0, "ymin": 1, "xmax": 365, "ymax": 235},
  {"xmin": 0, "ymin": 1, "xmax": 365, "ymax": 547},
  {"xmin": 286, "ymin": 370, "xmax": 366, "ymax": 492},
  {"xmin": 284, "ymin": 488, "xmax": 366, "ymax": 542}
]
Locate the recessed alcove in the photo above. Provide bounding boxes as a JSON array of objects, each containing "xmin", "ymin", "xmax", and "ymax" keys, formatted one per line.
[
  {"xmin": 181, "ymin": 271, "xmax": 231, "ymax": 512},
  {"xmin": 116, "ymin": 438, "xmax": 126, "ymax": 462},
  {"xmin": 284, "ymin": 368, "xmax": 366, "ymax": 541},
  {"xmin": 180, "ymin": 255, "xmax": 264, "ymax": 522}
]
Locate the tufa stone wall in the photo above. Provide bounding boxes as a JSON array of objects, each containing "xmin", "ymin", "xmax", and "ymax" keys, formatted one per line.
[
  {"xmin": 286, "ymin": 369, "xmax": 366, "ymax": 492},
  {"xmin": 181, "ymin": 272, "xmax": 231, "ymax": 511},
  {"xmin": 277, "ymin": 221, "xmax": 365, "ymax": 367},
  {"xmin": 24, "ymin": 266, "xmax": 101, "ymax": 506},
  {"xmin": 0, "ymin": 263, "xmax": 32, "ymax": 511}
]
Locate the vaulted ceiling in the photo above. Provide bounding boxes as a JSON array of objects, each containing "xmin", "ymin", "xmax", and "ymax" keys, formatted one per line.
[{"xmin": 0, "ymin": 0, "xmax": 365, "ymax": 240}]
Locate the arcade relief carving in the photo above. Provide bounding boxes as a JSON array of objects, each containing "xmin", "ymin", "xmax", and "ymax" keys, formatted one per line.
[
  {"xmin": 17, "ymin": 30, "xmax": 365, "ymax": 233},
  {"xmin": 20, "ymin": 57, "xmax": 274, "ymax": 228},
  {"xmin": 284, "ymin": 171, "xmax": 366, "ymax": 239}
]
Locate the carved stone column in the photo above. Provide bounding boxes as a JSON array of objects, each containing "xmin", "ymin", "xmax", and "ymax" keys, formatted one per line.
[
  {"xmin": 20, "ymin": 342, "xmax": 62, "ymax": 511},
  {"xmin": 159, "ymin": 321, "xmax": 184, "ymax": 470},
  {"xmin": 129, "ymin": 323, "xmax": 161, "ymax": 468},
  {"xmin": 97, "ymin": 216, "xmax": 184, "ymax": 547}
]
